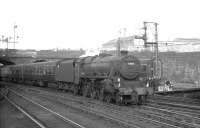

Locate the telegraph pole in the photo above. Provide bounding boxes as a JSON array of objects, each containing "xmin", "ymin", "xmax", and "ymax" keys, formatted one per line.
[
  {"xmin": 116, "ymin": 28, "xmax": 127, "ymax": 56},
  {"xmin": 117, "ymin": 38, "xmax": 121, "ymax": 56},
  {"xmin": 0, "ymin": 24, "xmax": 19, "ymax": 57},
  {"xmin": 117, "ymin": 29, "xmax": 122, "ymax": 56},
  {"xmin": 154, "ymin": 23, "xmax": 159, "ymax": 78},
  {"xmin": 144, "ymin": 22, "xmax": 159, "ymax": 78},
  {"xmin": 135, "ymin": 22, "xmax": 159, "ymax": 78}
]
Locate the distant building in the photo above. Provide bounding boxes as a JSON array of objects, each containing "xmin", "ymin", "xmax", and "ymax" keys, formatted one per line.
[
  {"xmin": 174, "ymin": 38, "xmax": 200, "ymax": 42},
  {"xmin": 101, "ymin": 36, "xmax": 149, "ymax": 51},
  {"xmin": 167, "ymin": 38, "xmax": 200, "ymax": 52},
  {"xmin": 102, "ymin": 37, "xmax": 200, "ymax": 52}
]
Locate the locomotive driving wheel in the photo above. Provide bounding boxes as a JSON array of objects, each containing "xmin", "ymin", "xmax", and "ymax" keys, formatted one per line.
[
  {"xmin": 137, "ymin": 95, "xmax": 146, "ymax": 105},
  {"xmin": 90, "ymin": 90, "xmax": 96, "ymax": 99},
  {"xmin": 96, "ymin": 88, "xmax": 101, "ymax": 100},
  {"xmin": 116, "ymin": 93, "xmax": 122, "ymax": 105},
  {"xmin": 73, "ymin": 84, "xmax": 79, "ymax": 95},
  {"xmin": 83, "ymin": 85, "xmax": 89, "ymax": 97},
  {"xmin": 99, "ymin": 89, "xmax": 105, "ymax": 101},
  {"xmin": 137, "ymin": 95, "xmax": 142, "ymax": 105},
  {"xmin": 105, "ymin": 93, "xmax": 112, "ymax": 103}
]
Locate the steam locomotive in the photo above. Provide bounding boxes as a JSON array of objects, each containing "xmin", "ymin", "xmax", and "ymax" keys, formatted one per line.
[{"xmin": 0, "ymin": 53, "xmax": 154, "ymax": 104}]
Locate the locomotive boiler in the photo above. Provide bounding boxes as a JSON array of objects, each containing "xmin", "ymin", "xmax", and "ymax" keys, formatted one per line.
[{"xmin": 77, "ymin": 54, "xmax": 153, "ymax": 104}]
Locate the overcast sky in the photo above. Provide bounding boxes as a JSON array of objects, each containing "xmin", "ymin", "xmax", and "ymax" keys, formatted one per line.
[{"xmin": 0, "ymin": 0, "xmax": 199, "ymax": 50}]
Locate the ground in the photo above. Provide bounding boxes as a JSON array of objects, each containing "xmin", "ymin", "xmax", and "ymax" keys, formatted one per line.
[{"xmin": 0, "ymin": 98, "xmax": 40, "ymax": 128}]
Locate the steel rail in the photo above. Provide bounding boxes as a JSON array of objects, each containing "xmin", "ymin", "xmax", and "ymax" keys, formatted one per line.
[
  {"xmin": 6, "ymin": 83, "xmax": 193, "ymax": 128},
  {"xmin": 143, "ymin": 105, "xmax": 200, "ymax": 120},
  {"xmin": 141, "ymin": 105, "xmax": 200, "ymax": 127},
  {"xmin": 149, "ymin": 100, "xmax": 200, "ymax": 110},
  {"xmin": 150, "ymin": 95, "xmax": 200, "ymax": 105},
  {"xmin": 8, "ymin": 87, "xmax": 142, "ymax": 128},
  {"xmin": 146, "ymin": 102, "xmax": 200, "ymax": 117},
  {"xmin": 0, "ymin": 93, "xmax": 47, "ymax": 128},
  {"xmin": 7, "ymin": 88, "xmax": 86, "ymax": 128},
  {"xmin": 13, "ymin": 85, "xmax": 182, "ymax": 128}
]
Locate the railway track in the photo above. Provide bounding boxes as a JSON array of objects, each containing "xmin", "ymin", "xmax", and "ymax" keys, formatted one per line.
[
  {"xmin": 146, "ymin": 102, "xmax": 200, "ymax": 118},
  {"xmin": 0, "ymin": 94, "xmax": 47, "ymax": 128},
  {"xmin": 149, "ymin": 95, "xmax": 200, "ymax": 106},
  {"xmin": 1, "ymin": 88, "xmax": 86, "ymax": 128},
  {"xmin": 141, "ymin": 105, "xmax": 200, "ymax": 126},
  {"xmin": 6, "ymin": 86, "xmax": 152, "ymax": 128},
  {"xmin": 0, "ymin": 94, "xmax": 42, "ymax": 128},
  {"xmin": 148, "ymin": 99, "xmax": 200, "ymax": 112},
  {"xmin": 6, "ymin": 83, "xmax": 200, "ymax": 128},
  {"xmin": 88, "ymin": 99, "xmax": 200, "ymax": 128},
  {"xmin": 5, "ymin": 86, "xmax": 144, "ymax": 128}
]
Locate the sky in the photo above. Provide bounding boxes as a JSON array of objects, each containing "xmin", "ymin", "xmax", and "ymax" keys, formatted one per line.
[{"xmin": 0, "ymin": 0, "xmax": 199, "ymax": 50}]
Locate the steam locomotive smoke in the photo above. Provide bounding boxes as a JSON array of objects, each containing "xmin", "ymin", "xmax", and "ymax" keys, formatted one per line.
[{"xmin": 80, "ymin": 49, "xmax": 100, "ymax": 57}]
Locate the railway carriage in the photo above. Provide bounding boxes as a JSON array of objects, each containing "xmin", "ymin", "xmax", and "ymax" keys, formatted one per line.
[
  {"xmin": 22, "ymin": 61, "xmax": 57, "ymax": 86},
  {"xmin": 0, "ymin": 54, "xmax": 154, "ymax": 105}
]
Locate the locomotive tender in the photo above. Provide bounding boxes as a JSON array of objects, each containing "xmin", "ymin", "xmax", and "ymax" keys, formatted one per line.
[{"xmin": 0, "ymin": 53, "xmax": 153, "ymax": 104}]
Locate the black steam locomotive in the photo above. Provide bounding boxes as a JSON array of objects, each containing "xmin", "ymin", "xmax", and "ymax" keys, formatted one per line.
[{"xmin": 0, "ymin": 53, "xmax": 154, "ymax": 104}]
